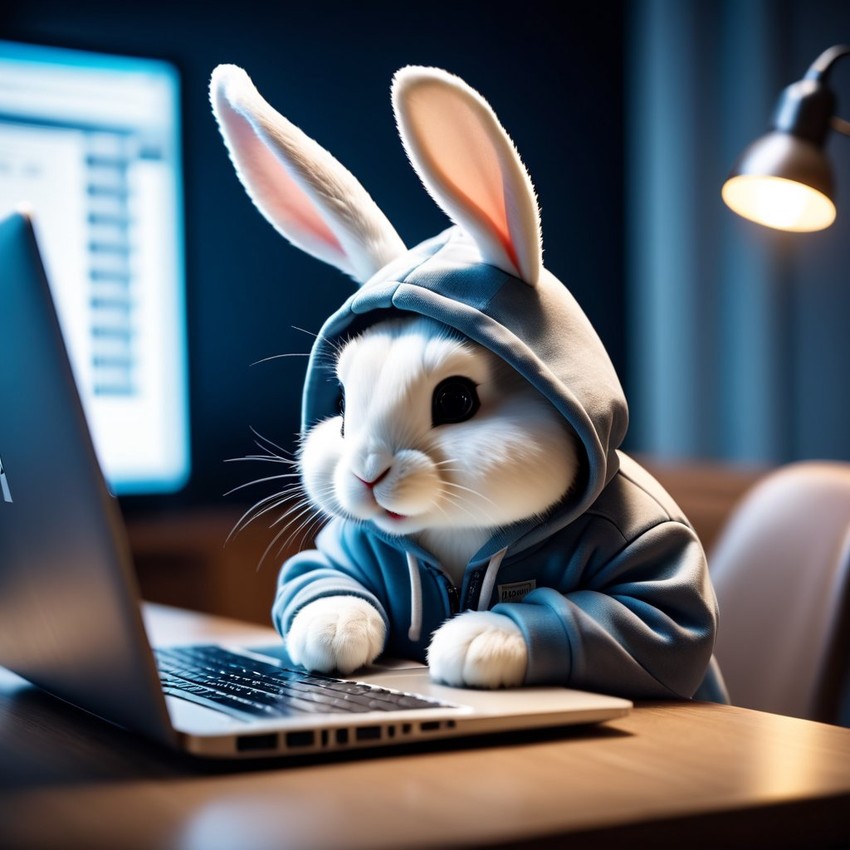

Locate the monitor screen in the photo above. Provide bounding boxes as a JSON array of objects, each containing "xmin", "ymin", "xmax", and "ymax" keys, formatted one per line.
[{"xmin": 0, "ymin": 40, "xmax": 189, "ymax": 495}]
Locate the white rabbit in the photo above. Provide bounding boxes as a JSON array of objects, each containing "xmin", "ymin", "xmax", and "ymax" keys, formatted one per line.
[{"xmin": 211, "ymin": 64, "xmax": 724, "ymax": 700}]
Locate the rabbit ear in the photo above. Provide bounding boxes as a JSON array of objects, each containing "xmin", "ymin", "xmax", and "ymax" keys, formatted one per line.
[
  {"xmin": 210, "ymin": 64, "xmax": 406, "ymax": 285},
  {"xmin": 392, "ymin": 67, "xmax": 541, "ymax": 286}
]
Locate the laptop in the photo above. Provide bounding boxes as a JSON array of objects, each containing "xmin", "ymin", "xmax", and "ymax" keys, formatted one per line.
[{"xmin": 0, "ymin": 211, "xmax": 631, "ymax": 759}]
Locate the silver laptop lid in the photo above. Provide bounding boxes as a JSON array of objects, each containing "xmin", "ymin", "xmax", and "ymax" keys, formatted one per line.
[{"xmin": 0, "ymin": 211, "xmax": 175, "ymax": 745}]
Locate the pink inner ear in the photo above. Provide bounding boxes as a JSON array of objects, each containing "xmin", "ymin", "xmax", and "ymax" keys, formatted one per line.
[
  {"xmin": 406, "ymin": 87, "xmax": 519, "ymax": 270},
  {"xmin": 226, "ymin": 103, "xmax": 345, "ymax": 255}
]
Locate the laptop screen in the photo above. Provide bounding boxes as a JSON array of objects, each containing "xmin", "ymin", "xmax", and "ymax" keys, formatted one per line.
[{"xmin": 0, "ymin": 40, "xmax": 189, "ymax": 495}]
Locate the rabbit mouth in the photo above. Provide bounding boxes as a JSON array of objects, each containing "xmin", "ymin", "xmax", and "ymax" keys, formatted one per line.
[{"xmin": 353, "ymin": 489, "xmax": 412, "ymax": 525}]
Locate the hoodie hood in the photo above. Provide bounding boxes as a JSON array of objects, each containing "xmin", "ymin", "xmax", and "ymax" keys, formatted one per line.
[{"xmin": 302, "ymin": 225, "xmax": 629, "ymax": 551}]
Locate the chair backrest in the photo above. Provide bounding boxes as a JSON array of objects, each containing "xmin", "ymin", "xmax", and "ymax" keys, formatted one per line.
[{"xmin": 709, "ymin": 461, "xmax": 850, "ymax": 725}]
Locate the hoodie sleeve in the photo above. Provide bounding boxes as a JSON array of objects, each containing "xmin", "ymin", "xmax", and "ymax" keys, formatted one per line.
[
  {"xmin": 271, "ymin": 520, "xmax": 390, "ymax": 639},
  {"xmin": 493, "ymin": 518, "xmax": 717, "ymax": 699}
]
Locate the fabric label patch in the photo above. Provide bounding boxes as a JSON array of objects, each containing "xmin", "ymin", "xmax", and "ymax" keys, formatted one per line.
[{"xmin": 497, "ymin": 579, "xmax": 536, "ymax": 603}]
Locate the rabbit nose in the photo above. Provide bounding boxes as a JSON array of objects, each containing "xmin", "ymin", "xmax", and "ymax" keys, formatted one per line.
[
  {"xmin": 355, "ymin": 467, "xmax": 390, "ymax": 489},
  {"xmin": 352, "ymin": 447, "xmax": 393, "ymax": 487},
  {"xmin": 351, "ymin": 447, "xmax": 393, "ymax": 490}
]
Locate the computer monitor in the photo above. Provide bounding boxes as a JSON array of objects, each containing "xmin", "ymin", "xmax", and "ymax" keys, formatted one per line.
[{"xmin": 0, "ymin": 40, "xmax": 189, "ymax": 495}]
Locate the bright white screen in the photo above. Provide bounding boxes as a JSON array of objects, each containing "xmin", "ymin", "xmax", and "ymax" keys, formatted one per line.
[{"xmin": 0, "ymin": 41, "xmax": 190, "ymax": 494}]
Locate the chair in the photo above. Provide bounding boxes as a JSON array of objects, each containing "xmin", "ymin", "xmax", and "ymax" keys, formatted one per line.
[{"xmin": 708, "ymin": 461, "xmax": 850, "ymax": 725}]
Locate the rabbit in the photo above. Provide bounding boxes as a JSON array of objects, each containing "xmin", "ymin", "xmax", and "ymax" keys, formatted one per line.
[{"xmin": 211, "ymin": 64, "xmax": 727, "ymax": 700}]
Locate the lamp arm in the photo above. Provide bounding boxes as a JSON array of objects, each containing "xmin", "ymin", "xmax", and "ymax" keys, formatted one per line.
[
  {"xmin": 800, "ymin": 45, "xmax": 850, "ymax": 140},
  {"xmin": 831, "ymin": 115, "xmax": 850, "ymax": 137},
  {"xmin": 805, "ymin": 44, "xmax": 850, "ymax": 82}
]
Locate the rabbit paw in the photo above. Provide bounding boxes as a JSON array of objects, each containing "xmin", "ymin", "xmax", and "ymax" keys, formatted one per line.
[
  {"xmin": 286, "ymin": 596, "xmax": 386, "ymax": 675},
  {"xmin": 427, "ymin": 611, "xmax": 527, "ymax": 688}
]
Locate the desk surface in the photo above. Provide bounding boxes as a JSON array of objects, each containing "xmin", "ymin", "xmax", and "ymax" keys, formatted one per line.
[{"xmin": 1, "ymin": 605, "xmax": 849, "ymax": 850}]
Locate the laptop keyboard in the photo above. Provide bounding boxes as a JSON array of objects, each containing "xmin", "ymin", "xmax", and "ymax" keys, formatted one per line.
[{"xmin": 155, "ymin": 644, "xmax": 449, "ymax": 721}]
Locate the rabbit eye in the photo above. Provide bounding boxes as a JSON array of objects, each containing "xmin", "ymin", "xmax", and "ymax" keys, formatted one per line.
[{"xmin": 432, "ymin": 376, "xmax": 480, "ymax": 426}]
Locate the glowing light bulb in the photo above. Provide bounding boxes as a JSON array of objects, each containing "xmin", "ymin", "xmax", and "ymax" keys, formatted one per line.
[{"xmin": 722, "ymin": 174, "xmax": 836, "ymax": 232}]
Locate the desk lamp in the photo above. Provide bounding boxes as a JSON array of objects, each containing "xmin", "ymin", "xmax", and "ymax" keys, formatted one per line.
[{"xmin": 722, "ymin": 44, "xmax": 850, "ymax": 232}]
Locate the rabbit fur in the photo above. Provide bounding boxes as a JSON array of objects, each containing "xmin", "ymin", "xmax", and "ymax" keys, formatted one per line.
[{"xmin": 211, "ymin": 64, "xmax": 726, "ymax": 699}]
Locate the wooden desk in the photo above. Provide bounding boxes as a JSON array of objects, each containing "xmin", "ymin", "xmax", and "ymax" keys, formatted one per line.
[{"xmin": 1, "ymin": 605, "xmax": 849, "ymax": 850}]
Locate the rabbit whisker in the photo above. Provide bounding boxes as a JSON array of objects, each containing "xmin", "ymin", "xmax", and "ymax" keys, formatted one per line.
[
  {"xmin": 226, "ymin": 455, "xmax": 297, "ymax": 467},
  {"xmin": 434, "ymin": 492, "xmax": 482, "ymax": 526},
  {"xmin": 440, "ymin": 479, "xmax": 499, "ymax": 510},
  {"xmin": 223, "ymin": 472, "xmax": 301, "ymax": 498},
  {"xmin": 282, "ymin": 511, "xmax": 326, "ymax": 554},
  {"xmin": 251, "ymin": 352, "xmax": 311, "ymax": 366},
  {"xmin": 257, "ymin": 524, "xmax": 296, "ymax": 573},
  {"xmin": 272, "ymin": 497, "xmax": 317, "ymax": 532},
  {"xmin": 260, "ymin": 506, "xmax": 326, "ymax": 570},
  {"xmin": 250, "ymin": 427, "xmax": 297, "ymax": 459},
  {"xmin": 243, "ymin": 487, "xmax": 301, "ymax": 525},
  {"xmin": 227, "ymin": 486, "xmax": 303, "ymax": 543}
]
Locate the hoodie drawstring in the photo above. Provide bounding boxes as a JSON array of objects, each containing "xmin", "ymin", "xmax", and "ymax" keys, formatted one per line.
[
  {"xmin": 477, "ymin": 547, "xmax": 507, "ymax": 610},
  {"xmin": 407, "ymin": 551, "xmax": 423, "ymax": 642},
  {"xmin": 407, "ymin": 546, "xmax": 509, "ymax": 642}
]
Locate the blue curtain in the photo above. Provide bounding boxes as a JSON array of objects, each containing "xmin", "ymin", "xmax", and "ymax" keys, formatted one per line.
[{"xmin": 627, "ymin": 0, "xmax": 850, "ymax": 464}]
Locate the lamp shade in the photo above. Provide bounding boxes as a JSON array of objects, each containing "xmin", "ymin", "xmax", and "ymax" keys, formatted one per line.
[{"xmin": 722, "ymin": 131, "xmax": 836, "ymax": 232}]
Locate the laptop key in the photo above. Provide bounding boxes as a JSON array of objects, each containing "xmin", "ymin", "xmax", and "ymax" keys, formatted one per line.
[
  {"xmin": 161, "ymin": 683, "xmax": 292, "ymax": 721},
  {"xmin": 155, "ymin": 645, "xmax": 454, "ymax": 720}
]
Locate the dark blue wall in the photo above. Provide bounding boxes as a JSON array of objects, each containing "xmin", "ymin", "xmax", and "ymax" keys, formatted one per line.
[
  {"xmin": 626, "ymin": 0, "xmax": 850, "ymax": 466},
  {"xmin": 0, "ymin": 1, "xmax": 626, "ymax": 507}
]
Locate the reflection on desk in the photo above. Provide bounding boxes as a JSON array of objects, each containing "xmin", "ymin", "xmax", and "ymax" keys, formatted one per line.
[{"xmin": 1, "ymin": 603, "xmax": 849, "ymax": 850}]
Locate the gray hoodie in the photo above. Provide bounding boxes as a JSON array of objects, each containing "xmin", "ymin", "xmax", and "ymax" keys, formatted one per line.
[
  {"xmin": 273, "ymin": 226, "xmax": 727, "ymax": 701},
  {"xmin": 208, "ymin": 62, "xmax": 725, "ymax": 701}
]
